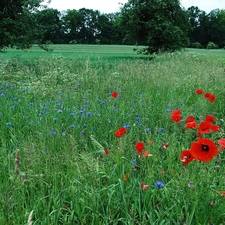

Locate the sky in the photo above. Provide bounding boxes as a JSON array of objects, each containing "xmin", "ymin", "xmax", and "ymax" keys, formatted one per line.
[{"xmin": 46, "ymin": 0, "xmax": 225, "ymax": 14}]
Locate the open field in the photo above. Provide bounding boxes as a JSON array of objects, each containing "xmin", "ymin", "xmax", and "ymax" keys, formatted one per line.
[{"xmin": 0, "ymin": 45, "xmax": 225, "ymax": 224}]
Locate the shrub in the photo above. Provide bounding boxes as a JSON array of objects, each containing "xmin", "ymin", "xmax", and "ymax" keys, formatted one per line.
[
  {"xmin": 190, "ymin": 42, "xmax": 203, "ymax": 49},
  {"xmin": 206, "ymin": 42, "xmax": 218, "ymax": 49}
]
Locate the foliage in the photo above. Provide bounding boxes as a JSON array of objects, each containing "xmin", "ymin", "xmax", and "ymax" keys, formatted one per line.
[
  {"xmin": 0, "ymin": 0, "xmax": 49, "ymax": 51},
  {"xmin": 0, "ymin": 46, "xmax": 225, "ymax": 224},
  {"xmin": 190, "ymin": 42, "xmax": 203, "ymax": 49},
  {"xmin": 207, "ymin": 42, "xmax": 219, "ymax": 49},
  {"xmin": 119, "ymin": 0, "xmax": 190, "ymax": 54}
]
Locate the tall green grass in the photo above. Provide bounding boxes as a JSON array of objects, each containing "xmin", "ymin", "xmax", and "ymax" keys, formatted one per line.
[{"xmin": 0, "ymin": 50, "xmax": 225, "ymax": 224}]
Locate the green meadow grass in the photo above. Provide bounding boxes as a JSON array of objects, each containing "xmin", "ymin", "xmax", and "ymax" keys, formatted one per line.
[{"xmin": 0, "ymin": 46, "xmax": 225, "ymax": 224}]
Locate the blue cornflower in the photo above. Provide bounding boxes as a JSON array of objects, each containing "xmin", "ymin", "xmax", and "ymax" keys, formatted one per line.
[
  {"xmin": 69, "ymin": 124, "xmax": 75, "ymax": 129},
  {"xmin": 29, "ymin": 103, "xmax": 34, "ymax": 106},
  {"xmin": 79, "ymin": 110, "xmax": 84, "ymax": 114},
  {"xmin": 10, "ymin": 106, "xmax": 15, "ymax": 110},
  {"xmin": 50, "ymin": 130, "xmax": 57, "ymax": 135},
  {"xmin": 144, "ymin": 128, "xmax": 150, "ymax": 132},
  {"xmin": 6, "ymin": 122, "xmax": 12, "ymax": 126},
  {"xmin": 57, "ymin": 109, "xmax": 63, "ymax": 114},
  {"xmin": 53, "ymin": 118, "xmax": 58, "ymax": 122},
  {"xmin": 87, "ymin": 112, "xmax": 92, "ymax": 117},
  {"xmin": 123, "ymin": 124, "xmax": 129, "ymax": 129},
  {"xmin": 154, "ymin": 181, "xmax": 164, "ymax": 189}
]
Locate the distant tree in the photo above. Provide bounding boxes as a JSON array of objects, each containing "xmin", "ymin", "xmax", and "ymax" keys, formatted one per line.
[
  {"xmin": 0, "ymin": 0, "xmax": 50, "ymax": 51},
  {"xmin": 119, "ymin": 0, "xmax": 190, "ymax": 54},
  {"xmin": 35, "ymin": 8, "xmax": 63, "ymax": 44},
  {"xmin": 186, "ymin": 6, "xmax": 209, "ymax": 47},
  {"xmin": 207, "ymin": 9, "xmax": 225, "ymax": 48}
]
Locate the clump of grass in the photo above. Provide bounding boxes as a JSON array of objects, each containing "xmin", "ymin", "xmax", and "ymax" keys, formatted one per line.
[{"xmin": 0, "ymin": 51, "xmax": 225, "ymax": 224}]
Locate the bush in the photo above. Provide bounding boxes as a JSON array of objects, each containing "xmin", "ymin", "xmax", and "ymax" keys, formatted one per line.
[
  {"xmin": 206, "ymin": 42, "xmax": 218, "ymax": 49},
  {"xmin": 190, "ymin": 42, "xmax": 203, "ymax": 49}
]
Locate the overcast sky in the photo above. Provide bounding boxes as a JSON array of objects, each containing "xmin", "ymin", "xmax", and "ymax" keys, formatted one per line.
[{"xmin": 47, "ymin": 0, "xmax": 225, "ymax": 14}]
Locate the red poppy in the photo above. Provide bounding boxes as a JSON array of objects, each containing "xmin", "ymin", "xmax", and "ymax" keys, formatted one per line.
[
  {"xmin": 218, "ymin": 138, "xmax": 225, "ymax": 152},
  {"xmin": 204, "ymin": 93, "xmax": 210, "ymax": 99},
  {"xmin": 209, "ymin": 94, "xmax": 216, "ymax": 103},
  {"xmin": 143, "ymin": 150, "xmax": 152, "ymax": 157},
  {"xmin": 104, "ymin": 149, "xmax": 109, "ymax": 154},
  {"xmin": 115, "ymin": 127, "xmax": 127, "ymax": 138},
  {"xmin": 196, "ymin": 89, "xmax": 203, "ymax": 94},
  {"xmin": 124, "ymin": 174, "xmax": 127, "ymax": 181},
  {"xmin": 205, "ymin": 115, "xmax": 215, "ymax": 123},
  {"xmin": 190, "ymin": 138, "xmax": 218, "ymax": 162},
  {"xmin": 135, "ymin": 142, "xmax": 145, "ymax": 155},
  {"xmin": 198, "ymin": 121, "xmax": 212, "ymax": 134},
  {"xmin": 171, "ymin": 109, "xmax": 181, "ymax": 115},
  {"xmin": 211, "ymin": 125, "xmax": 220, "ymax": 132},
  {"xmin": 185, "ymin": 116, "xmax": 197, "ymax": 129},
  {"xmin": 111, "ymin": 91, "xmax": 118, "ymax": 98},
  {"xmin": 162, "ymin": 143, "xmax": 169, "ymax": 149},
  {"xmin": 180, "ymin": 150, "xmax": 195, "ymax": 165},
  {"xmin": 171, "ymin": 113, "xmax": 182, "ymax": 123}
]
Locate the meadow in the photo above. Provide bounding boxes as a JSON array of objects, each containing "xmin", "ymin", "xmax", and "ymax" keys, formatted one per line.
[{"xmin": 0, "ymin": 45, "xmax": 225, "ymax": 225}]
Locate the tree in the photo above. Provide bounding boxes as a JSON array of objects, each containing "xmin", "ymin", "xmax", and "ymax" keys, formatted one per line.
[
  {"xmin": 35, "ymin": 8, "xmax": 63, "ymax": 44},
  {"xmin": 119, "ymin": 0, "xmax": 190, "ymax": 54},
  {"xmin": 0, "ymin": 0, "xmax": 49, "ymax": 51}
]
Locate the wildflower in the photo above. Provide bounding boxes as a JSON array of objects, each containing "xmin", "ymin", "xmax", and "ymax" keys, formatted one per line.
[
  {"xmin": 141, "ymin": 182, "xmax": 149, "ymax": 190},
  {"xmin": 185, "ymin": 116, "xmax": 197, "ymax": 129},
  {"xmin": 180, "ymin": 150, "xmax": 195, "ymax": 165},
  {"xmin": 57, "ymin": 109, "xmax": 63, "ymax": 114},
  {"xmin": 196, "ymin": 89, "xmax": 203, "ymax": 94},
  {"xmin": 188, "ymin": 181, "xmax": 194, "ymax": 188},
  {"xmin": 135, "ymin": 142, "xmax": 145, "ymax": 155},
  {"xmin": 111, "ymin": 91, "xmax": 118, "ymax": 98},
  {"xmin": 204, "ymin": 93, "xmax": 210, "ymax": 99},
  {"xmin": 162, "ymin": 143, "xmax": 169, "ymax": 149},
  {"xmin": 198, "ymin": 121, "xmax": 212, "ymax": 135},
  {"xmin": 115, "ymin": 127, "xmax": 127, "ymax": 138},
  {"xmin": 143, "ymin": 150, "xmax": 152, "ymax": 157},
  {"xmin": 154, "ymin": 181, "xmax": 164, "ymax": 188},
  {"xmin": 171, "ymin": 110, "xmax": 181, "ymax": 123},
  {"xmin": 124, "ymin": 174, "xmax": 127, "ymax": 181},
  {"xmin": 218, "ymin": 138, "xmax": 225, "ymax": 152},
  {"xmin": 217, "ymin": 191, "xmax": 225, "ymax": 197},
  {"xmin": 190, "ymin": 138, "xmax": 218, "ymax": 162},
  {"xmin": 104, "ymin": 149, "xmax": 109, "ymax": 154},
  {"xmin": 205, "ymin": 115, "xmax": 215, "ymax": 123},
  {"xmin": 50, "ymin": 130, "xmax": 57, "ymax": 135},
  {"xmin": 209, "ymin": 94, "xmax": 216, "ymax": 103},
  {"xmin": 149, "ymin": 140, "xmax": 153, "ymax": 145}
]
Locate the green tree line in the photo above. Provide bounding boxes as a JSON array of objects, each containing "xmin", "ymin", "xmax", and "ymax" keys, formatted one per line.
[{"xmin": 1, "ymin": 0, "xmax": 225, "ymax": 53}]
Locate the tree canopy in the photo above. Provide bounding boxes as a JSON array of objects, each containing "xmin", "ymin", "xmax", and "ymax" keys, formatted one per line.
[
  {"xmin": 0, "ymin": 0, "xmax": 48, "ymax": 50},
  {"xmin": 119, "ymin": 0, "xmax": 190, "ymax": 54}
]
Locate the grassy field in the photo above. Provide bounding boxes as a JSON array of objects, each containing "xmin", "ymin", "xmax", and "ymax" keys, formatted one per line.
[{"xmin": 0, "ymin": 45, "xmax": 225, "ymax": 224}]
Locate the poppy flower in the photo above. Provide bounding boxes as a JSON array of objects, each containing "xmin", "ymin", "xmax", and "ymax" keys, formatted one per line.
[
  {"xmin": 209, "ymin": 94, "xmax": 216, "ymax": 103},
  {"xmin": 211, "ymin": 125, "xmax": 220, "ymax": 132},
  {"xmin": 162, "ymin": 143, "xmax": 169, "ymax": 149},
  {"xmin": 190, "ymin": 138, "xmax": 218, "ymax": 162},
  {"xmin": 218, "ymin": 138, "xmax": 225, "ymax": 152},
  {"xmin": 143, "ymin": 150, "xmax": 152, "ymax": 157},
  {"xmin": 180, "ymin": 150, "xmax": 195, "ymax": 165},
  {"xmin": 205, "ymin": 115, "xmax": 215, "ymax": 123},
  {"xmin": 198, "ymin": 121, "xmax": 212, "ymax": 134},
  {"xmin": 111, "ymin": 91, "xmax": 118, "ymax": 98},
  {"xmin": 115, "ymin": 127, "xmax": 127, "ymax": 138},
  {"xmin": 185, "ymin": 116, "xmax": 197, "ymax": 129},
  {"xmin": 104, "ymin": 149, "xmax": 109, "ymax": 154},
  {"xmin": 204, "ymin": 93, "xmax": 210, "ymax": 99},
  {"xmin": 196, "ymin": 89, "xmax": 203, "ymax": 94},
  {"xmin": 124, "ymin": 174, "xmax": 128, "ymax": 181},
  {"xmin": 141, "ymin": 182, "xmax": 149, "ymax": 190},
  {"xmin": 135, "ymin": 142, "xmax": 145, "ymax": 155},
  {"xmin": 217, "ymin": 191, "xmax": 225, "ymax": 197},
  {"xmin": 171, "ymin": 110, "xmax": 181, "ymax": 123}
]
